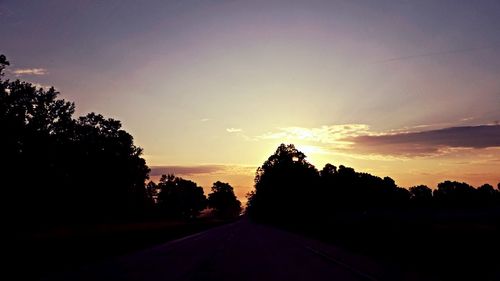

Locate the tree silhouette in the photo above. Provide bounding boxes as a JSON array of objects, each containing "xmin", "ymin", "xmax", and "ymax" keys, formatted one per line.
[
  {"xmin": 146, "ymin": 181, "xmax": 160, "ymax": 203},
  {"xmin": 409, "ymin": 185, "xmax": 433, "ymax": 206},
  {"xmin": 477, "ymin": 184, "xmax": 498, "ymax": 207},
  {"xmin": 320, "ymin": 163, "xmax": 337, "ymax": 178},
  {"xmin": 0, "ymin": 55, "xmax": 9, "ymax": 75},
  {"xmin": 157, "ymin": 174, "xmax": 207, "ymax": 220},
  {"xmin": 0, "ymin": 55, "xmax": 151, "ymax": 224},
  {"xmin": 248, "ymin": 143, "xmax": 500, "ymax": 226},
  {"xmin": 247, "ymin": 144, "xmax": 320, "ymax": 222},
  {"xmin": 208, "ymin": 181, "xmax": 241, "ymax": 219},
  {"xmin": 71, "ymin": 113, "xmax": 151, "ymax": 219},
  {"xmin": 433, "ymin": 181, "xmax": 477, "ymax": 208}
]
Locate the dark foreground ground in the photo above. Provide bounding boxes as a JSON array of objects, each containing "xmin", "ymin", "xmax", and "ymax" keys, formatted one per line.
[
  {"xmin": 292, "ymin": 210, "xmax": 500, "ymax": 281},
  {"xmin": 7, "ymin": 219, "xmax": 230, "ymax": 280},
  {"xmin": 9, "ymin": 216, "xmax": 500, "ymax": 281},
  {"xmin": 40, "ymin": 218, "xmax": 452, "ymax": 281}
]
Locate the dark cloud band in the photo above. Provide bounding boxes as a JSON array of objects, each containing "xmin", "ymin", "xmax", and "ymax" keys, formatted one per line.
[
  {"xmin": 349, "ymin": 125, "xmax": 500, "ymax": 155},
  {"xmin": 150, "ymin": 165, "xmax": 226, "ymax": 176}
]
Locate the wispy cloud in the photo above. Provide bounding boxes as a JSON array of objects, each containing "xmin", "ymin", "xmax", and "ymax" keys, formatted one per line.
[
  {"xmin": 13, "ymin": 68, "xmax": 48, "ymax": 76},
  {"xmin": 200, "ymin": 118, "xmax": 210, "ymax": 122},
  {"xmin": 460, "ymin": 116, "xmax": 475, "ymax": 122},
  {"xmin": 257, "ymin": 124, "xmax": 369, "ymax": 148},
  {"xmin": 348, "ymin": 125, "xmax": 500, "ymax": 156},
  {"xmin": 31, "ymin": 83, "xmax": 52, "ymax": 90},
  {"xmin": 226, "ymin": 128, "xmax": 243, "ymax": 133}
]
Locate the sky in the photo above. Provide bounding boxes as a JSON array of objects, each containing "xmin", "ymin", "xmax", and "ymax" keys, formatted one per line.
[{"xmin": 1, "ymin": 0, "xmax": 499, "ymax": 201}]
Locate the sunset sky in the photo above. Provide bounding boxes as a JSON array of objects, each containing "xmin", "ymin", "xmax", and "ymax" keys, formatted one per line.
[{"xmin": 1, "ymin": 0, "xmax": 499, "ymax": 201}]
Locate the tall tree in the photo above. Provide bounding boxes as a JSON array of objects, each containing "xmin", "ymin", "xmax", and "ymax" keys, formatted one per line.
[
  {"xmin": 247, "ymin": 144, "xmax": 320, "ymax": 222},
  {"xmin": 0, "ymin": 55, "xmax": 151, "ymax": 224}
]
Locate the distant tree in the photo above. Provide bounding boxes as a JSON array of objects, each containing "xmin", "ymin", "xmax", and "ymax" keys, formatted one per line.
[
  {"xmin": 409, "ymin": 185, "xmax": 433, "ymax": 205},
  {"xmin": 320, "ymin": 163, "xmax": 337, "ymax": 178},
  {"xmin": 146, "ymin": 181, "xmax": 159, "ymax": 203},
  {"xmin": 0, "ymin": 54, "xmax": 9, "ymax": 75},
  {"xmin": 157, "ymin": 174, "xmax": 207, "ymax": 220},
  {"xmin": 478, "ymin": 184, "xmax": 495, "ymax": 195},
  {"xmin": 325, "ymin": 165, "xmax": 408, "ymax": 210},
  {"xmin": 477, "ymin": 184, "xmax": 498, "ymax": 206},
  {"xmin": 208, "ymin": 181, "xmax": 241, "ymax": 219},
  {"xmin": 433, "ymin": 181, "xmax": 477, "ymax": 208}
]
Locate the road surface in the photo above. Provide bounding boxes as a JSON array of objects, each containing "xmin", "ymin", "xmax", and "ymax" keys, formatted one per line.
[{"xmin": 46, "ymin": 219, "xmax": 413, "ymax": 281}]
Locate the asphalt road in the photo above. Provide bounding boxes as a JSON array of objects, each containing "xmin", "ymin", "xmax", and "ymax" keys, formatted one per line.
[{"xmin": 47, "ymin": 219, "xmax": 411, "ymax": 281}]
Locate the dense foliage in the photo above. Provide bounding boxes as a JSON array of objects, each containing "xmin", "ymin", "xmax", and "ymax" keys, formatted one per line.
[
  {"xmin": 156, "ymin": 174, "xmax": 207, "ymax": 220},
  {"xmin": 247, "ymin": 144, "xmax": 500, "ymax": 222},
  {"xmin": 208, "ymin": 181, "xmax": 242, "ymax": 218},
  {"xmin": 1, "ymin": 55, "xmax": 150, "ymax": 224}
]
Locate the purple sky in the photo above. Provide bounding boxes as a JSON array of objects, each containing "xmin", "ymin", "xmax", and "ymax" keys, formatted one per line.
[{"xmin": 1, "ymin": 0, "xmax": 499, "ymax": 196}]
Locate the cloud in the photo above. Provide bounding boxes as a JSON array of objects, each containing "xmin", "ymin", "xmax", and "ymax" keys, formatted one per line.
[
  {"xmin": 31, "ymin": 83, "xmax": 52, "ymax": 90},
  {"xmin": 149, "ymin": 164, "xmax": 256, "ymax": 177},
  {"xmin": 12, "ymin": 68, "xmax": 48, "ymax": 76},
  {"xmin": 150, "ymin": 165, "xmax": 226, "ymax": 176},
  {"xmin": 348, "ymin": 125, "xmax": 500, "ymax": 156},
  {"xmin": 256, "ymin": 124, "xmax": 369, "ymax": 148},
  {"xmin": 226, "ymin": 128, "xmax": 243, "ymax": 133},
  {"xmin": 200, "ymin": 118, "xmax": 210, "ymax": 122},
  {"xmin": 251, "ymin": 123, "xmax": 500, "ymax": 159}
]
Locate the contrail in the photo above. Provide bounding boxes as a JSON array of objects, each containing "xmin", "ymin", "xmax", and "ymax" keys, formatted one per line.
[{"xmin": 374, "ymin": 42, "xmax": 500, "ymax": 64}]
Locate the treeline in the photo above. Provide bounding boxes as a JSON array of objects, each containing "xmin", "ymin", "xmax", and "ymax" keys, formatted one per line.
[
  {"xmin": 147, "ymin": 176, "xmax": 242, "ymax": 220},
  {"xmin": 0, "ymin": 55, "xmax": 240, "ymax": 226},
  {"xmin": 247, "ymin": 144, "xmax": 500, "ymax": 223}
]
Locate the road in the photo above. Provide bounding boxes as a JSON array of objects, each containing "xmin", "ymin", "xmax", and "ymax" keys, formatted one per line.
[{"xmin": 47, "ymin": 219, "xmax": 411, "ymax": 281}]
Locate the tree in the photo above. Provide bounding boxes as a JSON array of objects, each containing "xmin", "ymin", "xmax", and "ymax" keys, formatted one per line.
[
  {"xmin": 0, "ymin": 54, "xmax": 151, "ymax": 224},
  {"xmin": 320, "ymin": 163, "xmax": 337, "ymax": 178},
  {"xmin": 0, "ymin": 54, "xmax": 9, "ymax": 75},
  {"xmin": 208, "ymin": 181, "xmax": 241, "ymax": 218},
  {"xmin": 477, "ymin": 184, "xmax": 498, "ymax": 206},
  {"xmin": 71, "ymin": 113, "xmax": 151, "ymax": 219},
  {"xmin": 146, "ymin": 181, "xmax": 160, "ymax": 203},
  {"xmin": 478, "ymin": 184, "xmax": 495, "ymax": 195},
  {"xmin": 157, "ymin": 174, "xmax": 207, "ymax": 219},
  {"xmin": 433, "ymin": 181, "xmax": 477, "ymax": 208},
  {"xmin": 247, "ymin": 144, "xmax": 320, "ymax": 222},
  {"xmin": 0, "ymin": 63, "xmax": 77, "ymax": 222},
  {"xmin": 409, "ymin": 185, "xmax": 433, "ymax": 206}
]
